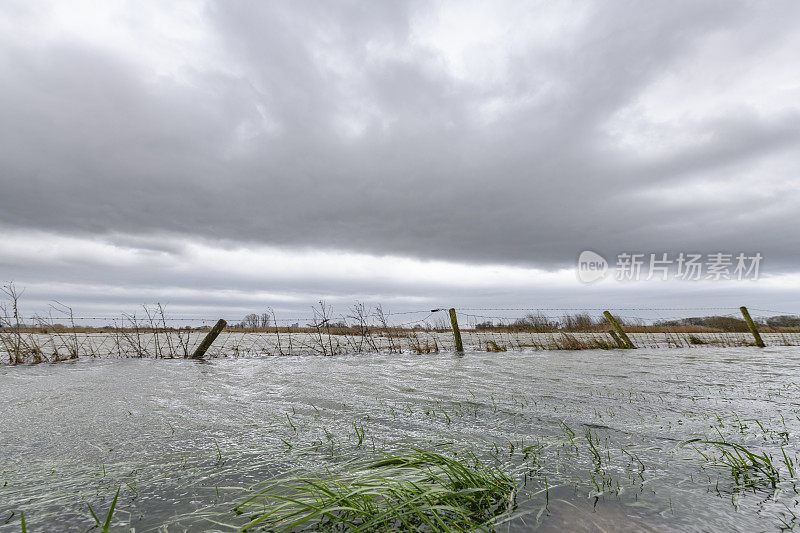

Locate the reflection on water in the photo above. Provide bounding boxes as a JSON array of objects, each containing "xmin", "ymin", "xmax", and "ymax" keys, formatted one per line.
[{"xmin": 1, "ymin": 346, "xmax": 799, "ymax": 531}]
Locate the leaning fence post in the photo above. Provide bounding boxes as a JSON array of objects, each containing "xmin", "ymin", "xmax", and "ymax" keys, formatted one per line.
[
  {"xmin": 603, "ymin": 311, "xmax": 635, "ymax": 349},
  {"xmin": 739, "ymin": 306, "xmax": 765, "ymax": 348},
  {"xmin": 191, "ymin": 319, "xmax": 227, "ymax": 359},
  {"xmin": 448, "ymin": 308, "xmax": 464, "ymax": 352},
  {"xmin": 608, "ymin": 330, "xmax": 625, "ymax": 349}
]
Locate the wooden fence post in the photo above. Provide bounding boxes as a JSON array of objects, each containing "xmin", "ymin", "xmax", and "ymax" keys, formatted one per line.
[
  {"xmin": 449, "ymin": 308, "xmax": 464, "ymax": 352},
  {"xmin": 608, "ymin": 330, "xmax": 625, "ymax": 349},
  {"xmin": 740, "ymin": 306, "xmax": 765, "ymax": 348},
  {"xmin": 191, "ymin": 319, "xmax": 227, "ymax": 359},
  {"xmin": 603, "ymin": 311, "xmax": 635, "ymax": 349}
]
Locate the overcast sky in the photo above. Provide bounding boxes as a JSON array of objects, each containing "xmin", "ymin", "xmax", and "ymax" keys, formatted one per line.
[{"xmin": 1, "ymin": 1, "xmax": 800, "ymax": 324}]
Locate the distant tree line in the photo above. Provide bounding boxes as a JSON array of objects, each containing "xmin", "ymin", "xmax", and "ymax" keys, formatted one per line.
[
  {"xmin": 473, "ymin": 312, "xmax": 800, "ymax": 333},
  {"xmin": 656, "ymin": 315, "xmax": 800, "ymax": 331},
  {"xmin": 234, "ymin": 313, "xmax": 273, "ymax": 329},
  {"xmin": 475, "ymin": 313, "xmax": 599, "ymax": 332}
]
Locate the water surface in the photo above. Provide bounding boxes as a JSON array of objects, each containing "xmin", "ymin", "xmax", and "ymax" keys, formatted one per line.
[{"xmin": 2, "ymin": 347, "xmax": 799, "ymax": 531}]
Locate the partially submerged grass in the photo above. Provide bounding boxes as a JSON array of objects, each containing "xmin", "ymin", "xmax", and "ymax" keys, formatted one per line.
[
  {"xmin": 680, "ymin": 415, "xmax": 799, "ymax": 496},
  {"xmin": 409, "ymin": 335, "xmax": 440, "ymax": 354},
  {"xmin": 87, "ymin": 486, "xmax": 120, "ymax": 532},
  {"xmin": 233, "ymin": 447, "xmax": 516, "ymax": 532},
  {"xmin": 682, "ymin": 438, "xmax": 782, "ymax": 491},
  {"xmin": 484, "ymin": 340, "xmax": 507, "ymax": 352}
]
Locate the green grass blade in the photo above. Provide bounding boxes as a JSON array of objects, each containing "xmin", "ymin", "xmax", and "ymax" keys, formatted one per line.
[{"xmin": 103, "ymin": 487, "xmax": 120, "ymax": 531}]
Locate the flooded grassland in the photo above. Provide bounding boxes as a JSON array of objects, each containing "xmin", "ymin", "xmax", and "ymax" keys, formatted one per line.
[{"xmin": 2, "ymin": 346, "xmax": 800, "ymax": 531}]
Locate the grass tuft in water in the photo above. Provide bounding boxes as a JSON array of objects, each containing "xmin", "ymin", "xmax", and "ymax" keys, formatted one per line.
[
  {"xmin": 683, "ymin": 438, "xmax": 780, "ymax": 490},
  {"xmin": 233, "ymin": 447, "xmax": 516, "ymax": 531},
  {"xmin": 87, "ymin": 486, "xmax": 120, "ymax": 532},
  {"xmin": 687, "ymin": 334, "xmax": 708, "ymax": 345},
  {"xmin": 485, "ymin": 340, "xmax": 507, "ymax": 352}
]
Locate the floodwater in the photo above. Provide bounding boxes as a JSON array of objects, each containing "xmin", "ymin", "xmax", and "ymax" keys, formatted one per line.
[
  {"xmin": 2, "ymin": 347, "xmax": 800, "ymax": 531},
  {"xmin": 5, "ymin": 330, "xmax": 800, "ymax": 360}
]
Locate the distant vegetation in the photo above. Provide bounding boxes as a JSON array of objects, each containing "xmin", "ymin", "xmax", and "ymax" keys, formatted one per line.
[
  {"xmin": 3, "ymin": 281, "xmax": 800, "ymax": 363},
  {"xmin": 474, "ymin": 312, "xmax": 800, "ymax": 334}
]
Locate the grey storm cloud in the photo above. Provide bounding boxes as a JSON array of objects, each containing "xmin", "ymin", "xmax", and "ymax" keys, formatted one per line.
[{"xmin": 1, "ymin": 0, "xmax": 800, "ymax": 274}]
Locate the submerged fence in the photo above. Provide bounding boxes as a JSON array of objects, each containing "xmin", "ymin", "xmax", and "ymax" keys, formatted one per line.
[{"xmin": 2, "ymin": 298, "xmax": 800, "ymax": 363}]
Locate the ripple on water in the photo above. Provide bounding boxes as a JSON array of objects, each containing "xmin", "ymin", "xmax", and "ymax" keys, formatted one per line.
[{"xmin": 1, "ymin": 347, "xmax": 799, "ymax": 531}]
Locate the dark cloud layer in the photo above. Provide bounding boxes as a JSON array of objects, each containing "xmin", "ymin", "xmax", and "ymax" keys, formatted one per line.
[{"xmin": 1, "ymin": 1, "xmax": 799, "ymax": 276}]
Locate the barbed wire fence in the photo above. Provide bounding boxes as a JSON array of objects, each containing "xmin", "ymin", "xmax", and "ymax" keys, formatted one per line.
[{"xmin": 1, "ymin": 296, "xmax": 799, "ymax": 363}]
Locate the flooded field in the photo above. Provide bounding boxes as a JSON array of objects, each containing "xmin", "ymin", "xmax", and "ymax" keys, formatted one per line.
[
  {"xmin": 2, "ymin": 346, "xmax": 800, "ymax": 531},
  {"xmin": 3, "ymin": 330, "xmax": 800, "ymax": 361}
]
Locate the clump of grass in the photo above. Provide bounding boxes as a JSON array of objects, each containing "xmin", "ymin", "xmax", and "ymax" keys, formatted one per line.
[
  {"xmin": 687, "ymin": 334, "xmax": 708, "ymax": 345},
  {"xmin": 409, "ymin": 335, "xmax": 439, "ymax": 354},
  {"xmin": 233, "ymin": 447, "xmax": 516, "ymax": 531},
  {"xmin": 683, "ymin": 438, "xmax": 780, "ymax": 490},
  {"xmin": 485, "ymin": 340, "xmax": 507, "ymax": 352},
  {"xmin": 591, "ymin": 334, "xmax": 619, "ymax": 350},
  {"xmin": 551, "ymin": 333, "xmax": 590, "ymax": 350},
  {"xmin": 87, "ymin": 486, "xmax": 120, "ymax": 532}
]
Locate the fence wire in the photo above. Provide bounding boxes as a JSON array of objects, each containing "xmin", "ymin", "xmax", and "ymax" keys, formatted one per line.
[{"xmin": 1, "ymin": 303, "xmax": 799, "ymax": 363}]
